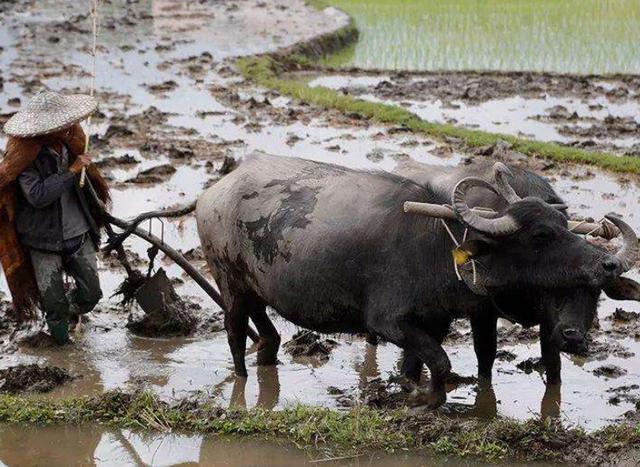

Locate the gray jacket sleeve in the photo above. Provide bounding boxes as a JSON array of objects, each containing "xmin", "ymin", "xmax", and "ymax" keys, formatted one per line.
[{"xmin": 18, "ymin": 165, "xmax": 76, "ymax": 209}]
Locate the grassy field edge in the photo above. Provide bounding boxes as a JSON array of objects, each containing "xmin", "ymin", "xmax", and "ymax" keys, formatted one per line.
[{"xmin": 1, "ymin": 390, "xmax": 638, "ymax": 463}]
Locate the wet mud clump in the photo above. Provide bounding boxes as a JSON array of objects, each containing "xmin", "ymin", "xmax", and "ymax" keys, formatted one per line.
[
  {"xmin": 126, "ymin": 163, "xmax": 177, "ymax": 184},
  {"xmin": 354, "ymin": 376, "xmax": 414, "ymax": 409},
  {"xmin": 592, "ymin": 364, "xmax": 627, "ymax": 379},
  {"xmin": 0, "ymin": 364, "xmax": 72, "ymax": 394},
  {"xmin": 516, "ymin": 357, "xmax": 545, "ymax": 374},
  {"xmin": 18, "ymin": 331, "xmax": 61, "ymax": 349},
  {"xmin": 283, "ymin": 330, "xmax": 337, "ymax": 362},
  {"xmin": 126, "ymin": 269, "xmax": 198, "ymax": 337},
  {"xmin": 609, "ymin": 308, "xmax": 640, "ymax": 322}
]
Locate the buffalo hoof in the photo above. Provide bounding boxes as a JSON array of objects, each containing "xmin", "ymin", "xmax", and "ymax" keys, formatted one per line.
[
  {"xmin": 407, "ymin": 387, "xmax": 446, "ymax": 410},
  {"xmin": 398, "ymin": 376, "xmax": 419, "ymax": 393}
]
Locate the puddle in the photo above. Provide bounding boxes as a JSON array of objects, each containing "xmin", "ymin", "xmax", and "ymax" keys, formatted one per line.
[
  {"xmin": 0, "ymin": 425, "xmax": 441, "ymax": 466},
  {"xmin": 0, "ymin": 0, "xmax": 639, "ymax": 458}
]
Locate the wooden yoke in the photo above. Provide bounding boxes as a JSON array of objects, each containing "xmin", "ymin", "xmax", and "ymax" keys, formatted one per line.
[{"xmin": 404, "ymin": 201, "xmax": 620, "ymax": 240}]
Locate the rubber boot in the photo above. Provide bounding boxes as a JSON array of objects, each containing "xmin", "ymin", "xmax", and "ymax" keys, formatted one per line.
[{"xmin": 47, "ymin": 319, "xmax": 70, "ymax": 345}]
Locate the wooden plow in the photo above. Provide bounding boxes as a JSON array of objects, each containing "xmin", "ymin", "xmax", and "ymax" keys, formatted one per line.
[{"xmin": 84, "ymin": 180, "xmax": 259, "ymax": 342}]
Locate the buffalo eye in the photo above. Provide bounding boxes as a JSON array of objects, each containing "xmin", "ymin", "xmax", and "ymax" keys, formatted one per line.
[{"xmin": 532, "ymin": 228, "xmax": 555, "ymax": 247}]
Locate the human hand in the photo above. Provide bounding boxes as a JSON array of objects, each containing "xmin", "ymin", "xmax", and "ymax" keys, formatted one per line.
[{"xmin": 69, "ymin": 154, "xmax": 92, "ymax": 174}]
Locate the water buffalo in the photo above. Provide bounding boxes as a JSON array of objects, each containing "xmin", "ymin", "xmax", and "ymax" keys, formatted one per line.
[
  {"xmin": 196, "ymin": 153, "xmax": 636, "ymax": 408},
  {"xmin": 394, "ymin": 159, "xmax": 640, "ymax": 386}
]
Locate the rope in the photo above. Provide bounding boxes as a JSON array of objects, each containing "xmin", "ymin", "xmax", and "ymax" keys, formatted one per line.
[
  {"xmin": 439, "ymin": 219, "xmax": 477, "ymax": 285},
  {"xmin": 80, "ymin": 0, "xmax": 99, "ymax": 188},
  {"xmin": 569, "ymin": 217, "xmax": 616, "ymax": 238},
  {"xmin": 74, "ymin": 0, "xmax": 100, "ymax": 331}
]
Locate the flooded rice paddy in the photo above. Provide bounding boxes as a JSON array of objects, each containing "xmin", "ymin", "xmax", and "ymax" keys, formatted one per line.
[
  {"xmin": 326, "ymin": 0, "xmax": 640, "ymax": 73},
  {"xmin": 1, "ymin": 0, "xmax": 640, "ymax": 464}
]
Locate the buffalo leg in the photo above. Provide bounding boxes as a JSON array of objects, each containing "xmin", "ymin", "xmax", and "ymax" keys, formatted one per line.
[
  {"xmin": 223, "ymin": 290, "xmax": 250, "ymax": 377},
  {"xmin": 400, "ymin": 352, "xmax": 423, "ymax": 384},
  {"xmin": 540, "ymin": 319, "xmax": 561, "ymax": 384},
  {"xmin": 249, "ymin": 305, "xmax": 281, "ymax": 366},
  {"xmin": 470, "ymin": 312, "xmax": 498, "ymax": 383},
  {"xmin": 369, "ymin": 315, "xmax": 451, "ymax": 409}
]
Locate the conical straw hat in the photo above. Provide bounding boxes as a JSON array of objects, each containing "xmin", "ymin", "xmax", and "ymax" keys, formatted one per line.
[{"xmin": 3, "ymin": 90, "xmax": 97, "ymax": 137}]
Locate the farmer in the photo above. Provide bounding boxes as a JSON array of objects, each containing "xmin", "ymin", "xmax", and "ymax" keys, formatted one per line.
[{"xmin": 0, "ymin": 90, "xmax": 110, "ymax": 344}]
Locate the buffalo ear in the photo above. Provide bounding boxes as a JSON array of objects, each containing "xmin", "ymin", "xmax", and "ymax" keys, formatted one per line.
[
  {"xmin": 459, "ymin": 238, "xmax": 498, "ymax": 258},
  {"xmin": 603, "ymin": 277, "xmax": 640, "ymax": 301}
]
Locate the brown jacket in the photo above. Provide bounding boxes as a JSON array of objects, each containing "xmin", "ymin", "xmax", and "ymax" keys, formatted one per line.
[{"xmin": 0, "ymin": 123, "xmax": 110, "ymax": 320}]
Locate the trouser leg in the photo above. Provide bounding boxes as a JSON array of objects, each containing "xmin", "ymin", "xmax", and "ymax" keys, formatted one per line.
[
  {"xmin": 65, "ymin": 240, "xmax": 102, "ymax": 317},
  {"xmin": 29, "ymin": 249, "xmax": 69, "ymax": 345}
]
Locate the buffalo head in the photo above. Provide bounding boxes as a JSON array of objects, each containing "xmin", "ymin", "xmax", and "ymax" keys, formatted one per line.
[
  {"xmin": 450, "ymin": 174, "xmax": 637, "ymax": 293},
  {"xmin": 491, "ymin": 275, "xmax": 639, "ymax": 356}
]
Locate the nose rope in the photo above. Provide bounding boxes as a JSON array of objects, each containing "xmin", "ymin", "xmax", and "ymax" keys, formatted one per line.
[{"xmin": 439, "ymin": 218, "xmax": 478, "ymax": 285}]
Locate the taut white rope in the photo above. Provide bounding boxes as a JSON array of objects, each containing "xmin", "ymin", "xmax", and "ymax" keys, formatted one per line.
[{"xmin": 80, "ymin": 0, "xmax": 99, "ymax": 188}]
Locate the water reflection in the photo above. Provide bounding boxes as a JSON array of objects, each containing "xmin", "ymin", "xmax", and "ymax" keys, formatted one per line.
[
  {"xmin": 466, "ymin": 384, "xmax": 498, "ymax": 419},
  {"xmin": 0, "ymin": 425, "xmax": 433, "ymax": 466},
  {"xmin": 541, "ymin": 384, "xmax": 562, "ymax": 420},
  {"xmin": 229, "ymin": 365, "xmax": 281, "ymax": 410},
  {"xmin": 356, "ymin": 342, "xmax": 380, "ymax": 389}
]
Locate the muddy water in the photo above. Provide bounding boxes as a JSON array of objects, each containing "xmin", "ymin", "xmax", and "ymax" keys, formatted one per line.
[
  {"xmin": 0, "ymin": 2, "xmax": 640, "ymax": 464},
  {"xmin": 325, "ymin": 0, "xmax": 640, "ymax": 74},
  {"xmin": 0, "ymin": 425, "xmax": 440, "ymax": 466}
]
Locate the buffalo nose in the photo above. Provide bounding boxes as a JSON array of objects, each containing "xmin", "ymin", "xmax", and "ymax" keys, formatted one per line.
[
  {"xmin": 561, "ymin": 328, "xmax": 583, "ymax": 343},
  {"xmin": 602, "ymin": 258, "xmax": 620, "ymax": 274}
]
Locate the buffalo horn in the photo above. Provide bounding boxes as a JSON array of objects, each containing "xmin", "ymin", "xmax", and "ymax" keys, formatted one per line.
[
  {"xmin": 492, "ymin": 162, "xmax": 521, "ymax": 203},
  {"xmin": 452, "ymin": 177, "xmax": 520, "ymax": 236},
  {"xmin": 605, "ymin": 215, "xmax": 639, "ymax": 272}
]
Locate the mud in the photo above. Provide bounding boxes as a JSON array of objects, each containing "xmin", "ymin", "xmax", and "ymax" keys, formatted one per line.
[
  {"xmin": 283, "ymin": 330, "xmax": 338, "ymax": 363},
  {"xmin": 335, "ymin": 71, "xmax": 640, "ymax": 105},
  {"xmin": 0, "ymin": 364, "xmax": 72, "ymax": 394},
  {"xmin": 308, "ymin": 71, "xmax": 640, "ymax": 154},
  {"xmin": 593, "ymin": 364, "xmax": 628, "ymax": 379},
  {"xmin": 516, "ymin": 357, "xmax": 545, "ymax": 375}
]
